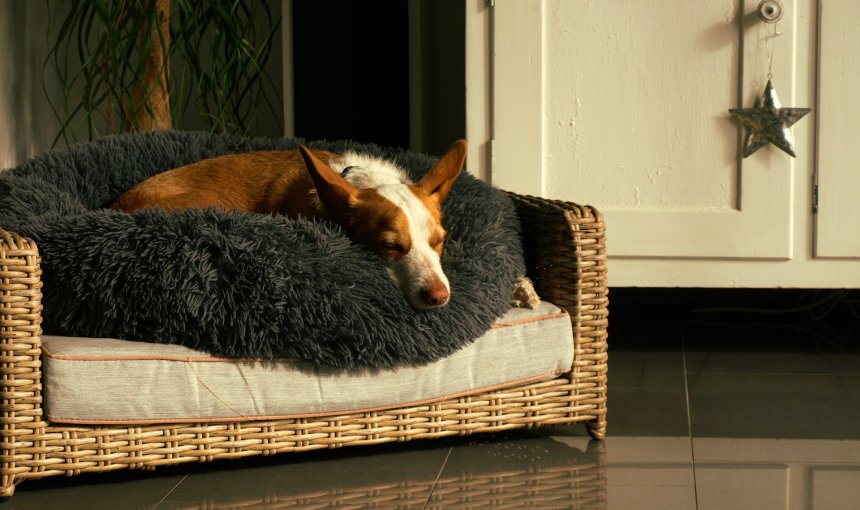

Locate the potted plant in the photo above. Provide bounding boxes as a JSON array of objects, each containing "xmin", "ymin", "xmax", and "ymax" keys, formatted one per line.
[{"xmin": 45, "ymin": 0, "xmax": 282, "ymax": 145}]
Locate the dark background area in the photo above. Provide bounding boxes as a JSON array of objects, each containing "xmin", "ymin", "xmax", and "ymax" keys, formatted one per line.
[
  {"xmin": 292, "ymin": 1, "xmax": 410, "ymax": 149},
  {"xmin": 291, "ymin": 0, "xmax": 464, "ymax": 154},
  {"xmin": 610, "ymin": 288, "xmax": 860, "ymax": 352}
]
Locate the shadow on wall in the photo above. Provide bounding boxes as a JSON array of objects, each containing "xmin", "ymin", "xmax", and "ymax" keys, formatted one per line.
[{"xmin": 0, "ymin": 1, "xmax": 62, "ymax": 169}]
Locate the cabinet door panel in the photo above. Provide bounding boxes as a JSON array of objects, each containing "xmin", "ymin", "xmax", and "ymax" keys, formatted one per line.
[
  {"xmin": 492, "ymin": 0, "xmax": 799, "ymax": 259},
  {"xmin": 815, "ymin": 0, "xmax": 860, "ymax": 259}
]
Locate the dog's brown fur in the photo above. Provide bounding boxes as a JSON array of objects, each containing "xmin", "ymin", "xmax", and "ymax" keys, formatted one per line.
[{"xmin": 111, "ymin": 149, "xmax": 340, "ymax": 219}]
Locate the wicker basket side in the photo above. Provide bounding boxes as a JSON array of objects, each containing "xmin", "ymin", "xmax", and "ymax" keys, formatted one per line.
[
  {"xmin": 506, "ymin": 193, "xmax": 608, "ymax": 439},
  {"xmin": 0, "ymin": 227, "xmax": 46, "ymax": 498}
]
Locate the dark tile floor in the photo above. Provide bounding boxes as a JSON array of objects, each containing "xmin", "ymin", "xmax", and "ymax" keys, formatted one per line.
[{"xmin": 6, "ymin": 290, "xmax": 860, "ymax": 509}]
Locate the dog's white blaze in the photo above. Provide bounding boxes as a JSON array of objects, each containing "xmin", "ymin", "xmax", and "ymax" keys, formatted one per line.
[
  {"xmin": 330, "ymin": 152, "xmax": 409, "ymax": 187},
  {"xmin": 376, "ymin": 185, "xmax": 449, "ymax": 307}
]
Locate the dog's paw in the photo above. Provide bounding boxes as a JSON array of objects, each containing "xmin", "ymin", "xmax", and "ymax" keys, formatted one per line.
[{"xmin": 511, "ymin": 275, "xmax": 540, "ymax": 309}]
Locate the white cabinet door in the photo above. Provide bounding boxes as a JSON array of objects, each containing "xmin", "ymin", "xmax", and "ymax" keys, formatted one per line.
[
  {"xmin": 815, "ymin": 0, "xmax": 860, "ymax": 259},
  {"xmin": 487, "ymin": 0, "xmax": 803, "ymax": 260}
]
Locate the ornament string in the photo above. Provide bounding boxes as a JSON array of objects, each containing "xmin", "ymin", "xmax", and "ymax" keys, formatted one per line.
[
  {"xmin": 767, "ymin": 28, "xmax": 773, "ymax": 80},
  {"xmin": 765, "ymin": 21, "xmax": 781, "ymax": 80}
]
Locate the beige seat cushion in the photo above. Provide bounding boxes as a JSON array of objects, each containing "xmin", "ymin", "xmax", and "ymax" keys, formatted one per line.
[{"xmin": 42, "ymin": 301, "xmax": 574, "ymax": 424}]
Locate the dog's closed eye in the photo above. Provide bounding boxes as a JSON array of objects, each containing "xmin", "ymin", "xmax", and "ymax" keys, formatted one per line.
[{"xmin": 382, "ymin": 240, "xmax": 408, "ymax": 254}]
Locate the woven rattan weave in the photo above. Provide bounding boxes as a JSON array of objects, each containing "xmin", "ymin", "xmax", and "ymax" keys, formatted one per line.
[{"xmin": 0, "ymin": 192, "xmax": 607, "ymax": 498}]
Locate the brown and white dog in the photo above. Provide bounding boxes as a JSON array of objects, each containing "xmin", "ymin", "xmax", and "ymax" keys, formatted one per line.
[{"xmin": 111, "ymin": 141, "xmax": 467, "ymax": 309}]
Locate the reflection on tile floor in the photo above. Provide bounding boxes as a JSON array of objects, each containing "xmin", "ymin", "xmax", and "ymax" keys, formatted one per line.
[{"xmin": 8, "ymin": 292, "xmax": 860, "ymax": 509}]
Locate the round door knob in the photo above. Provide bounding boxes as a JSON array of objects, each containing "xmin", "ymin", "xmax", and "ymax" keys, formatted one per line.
[{"xmin": 758, "ymin": 0, "xmax": 784, "ymax": 23}]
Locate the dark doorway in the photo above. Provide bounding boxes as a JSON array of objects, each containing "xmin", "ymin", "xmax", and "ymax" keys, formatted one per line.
[{"xmin": 292, "ymin": 0, "xmax": 410, "ymax": 149}]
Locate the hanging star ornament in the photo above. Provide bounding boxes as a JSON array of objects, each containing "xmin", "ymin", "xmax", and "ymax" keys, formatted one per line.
[{"xmin": 729, "ymin": 80, "xmax": 811, "ymax": 158}]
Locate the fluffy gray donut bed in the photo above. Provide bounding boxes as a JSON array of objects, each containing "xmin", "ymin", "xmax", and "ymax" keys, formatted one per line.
[{"xmin": 0, "ymin": 131, "xmax": 526, "ymax": 369}]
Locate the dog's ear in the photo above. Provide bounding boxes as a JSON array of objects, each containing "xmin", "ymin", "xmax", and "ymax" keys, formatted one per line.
[
  {"xmin": 299, "ymin": 146, "xmax": 359, "ymax": 222},
  {"xmin": 417, "ymin": 139, "xmax": 467, "ymax": 203}
]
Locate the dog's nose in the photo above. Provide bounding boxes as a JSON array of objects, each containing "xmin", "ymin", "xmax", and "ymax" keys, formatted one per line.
[{"xmin": 420, "ymin": 282, "xmax": 450, "ymax": 307}]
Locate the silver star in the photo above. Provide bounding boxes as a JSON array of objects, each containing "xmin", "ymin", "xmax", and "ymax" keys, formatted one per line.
[{"xmin": 729, "ymin": 80, "xmax": 810, "ymax": 158}]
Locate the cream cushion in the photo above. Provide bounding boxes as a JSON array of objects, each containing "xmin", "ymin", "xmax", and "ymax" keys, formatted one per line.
[{"xmin": 42, "ymin": 301, "xmax": 574, "ymax": 424}]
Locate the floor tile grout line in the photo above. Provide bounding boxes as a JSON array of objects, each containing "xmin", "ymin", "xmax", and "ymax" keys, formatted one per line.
[
  {"xmin": 682, "ymin": 337, "xmax": 700, "ymax": 510},
  {"xmin": 422, "ymin": 446, "xmax": 453, "ymax": 510},
  {"xmin": 152, "ymin": 472, "xmax": 190, "ymax": 509}
]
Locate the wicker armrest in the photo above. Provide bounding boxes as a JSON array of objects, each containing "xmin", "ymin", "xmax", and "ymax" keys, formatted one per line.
[
  {"xmin": 0, "ymin": 227, "xmax": 45, "ymax": 497},
  {"xmin": 506, "ymin": 193, "xmax": 608, "ymax": 434},
  {"xmin": 506, "ymin": 193, "xmax": 607, "ymax": 308}
]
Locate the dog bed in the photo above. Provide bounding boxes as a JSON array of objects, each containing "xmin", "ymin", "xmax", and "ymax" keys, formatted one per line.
[{"xmin": 0, "ymin": 131, "xmax": 525, "ymax": 369}]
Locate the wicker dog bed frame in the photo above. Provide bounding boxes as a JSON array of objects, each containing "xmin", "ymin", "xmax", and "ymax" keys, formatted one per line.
[{"xmin": 0, "ymin": 193, "xmax": 607, "ymax": 498}]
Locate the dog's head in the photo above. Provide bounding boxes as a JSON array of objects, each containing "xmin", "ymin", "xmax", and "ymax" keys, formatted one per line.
[{"xmin": 299, "ymin": 141, "xmax": 466, "ymax": 309}]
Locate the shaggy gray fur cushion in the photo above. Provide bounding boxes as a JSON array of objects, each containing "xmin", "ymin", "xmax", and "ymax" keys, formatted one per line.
[{"xmin": 0, "ymin": 131, "xmax": 525, "ymax": 368}]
